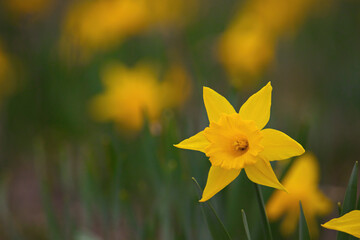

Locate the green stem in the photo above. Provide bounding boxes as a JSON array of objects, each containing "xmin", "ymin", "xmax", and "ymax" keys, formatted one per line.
[
  {"xmin": 192, "ymin": 177, "xmax": 232, "ymax": 240},
  {"xmin": 299, "ymin": 202, "xmax": 311, "ymax": 240},
  {"xmin": 254, "ymin": 183, "xmax": 273, "ymax": 240},
  {"xmin": 241, "ymin": 209, "xmax": 252, "ymax": 240}
]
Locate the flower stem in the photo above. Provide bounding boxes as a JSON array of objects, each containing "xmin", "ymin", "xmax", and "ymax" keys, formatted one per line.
[
  {"xmin": 192, "ymin": 177, "xmax": 232, "ymax": 240},
  {"xmin": 254, "ymin": 183, "xmax": 273, "ymax": 240},
  {"xmin": 241, "ymin": 209, "xmax": 252, "ymax": 240}
]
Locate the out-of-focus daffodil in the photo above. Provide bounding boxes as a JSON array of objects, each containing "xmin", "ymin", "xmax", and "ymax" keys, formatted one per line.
[
  {"xmin": 90, "ymin": 62, "xmax": 191, "ymax": 133},
  {"xmin": 174, "ymin": 82, "xmax": 304, "ymax": 202},
  {"xmin": 60, "ymin": 0, "xmax": 198, "ymax": 61},
  {"xmin": 266, "ymin": 153, "xmax": 332, "ymax": 237},
  {"xmin": 247, "ymin": 0, "xmax": 317, "ymax": 36},
  {"xmin": 218, "ymin": 0, "xmax": 320, "ymax": 87},
  {"xmin": 218, "ymin": 21, "xmax": 275, "ymax": 88},
  {"xmin": 322, "ymin": 210, "xmax": 360, "ymax": 238},
  {"xmin": 60, "ymin": 0, "xmax": 149, "ymax": 61}
]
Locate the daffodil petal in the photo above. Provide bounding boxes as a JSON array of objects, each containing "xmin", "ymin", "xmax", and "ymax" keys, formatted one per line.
[
  {"xmin": 280, "ymin": 210, "xmax": 300, "ymax": 236},
  {"xmin": 322, "ymin": 210, "xmax": 360, "ymax": 238},
  {"xmin": 266, "ymin": 190, "xmax": 288, "ymax": 221},
  {"xmin": 239, "ymin": 82, "xmax": 272, "ymax": 129},
  {"xmin": 199, "ymin": 166, "xmax": 241, "ymax": 202},
  {"xmin": 203, "ymin": 87, "xmax": 236, "ymax": 122},
  {"xmin": 259, "ymin": 128, "xmax": 305, "ymax": 161},
  {"xmin": 244, "ymin": 157, "xmax": 286, "ymax": 191},
  {"xmin": 174, "ymin": 131, "xmax": 209, "ymax": 153}
]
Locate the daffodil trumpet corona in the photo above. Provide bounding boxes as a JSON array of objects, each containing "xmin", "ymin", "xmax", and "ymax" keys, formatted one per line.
[{"xmin": 174, "ymin": 82, "xmax": 305, "ymax": 202}]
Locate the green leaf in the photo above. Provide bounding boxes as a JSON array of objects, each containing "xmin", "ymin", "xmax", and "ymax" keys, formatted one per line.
[
  {"xmin": 299, "ymin": 202, "xmax": 310, "ymax": 240},
  {"xmin": 337, "ymin": 161, "xmax": 358, "ymax": 240},
  {"xmin": 226, "ymin": 171, "xmax": 255, "ymax": 238},
  {"xmin": 192, "ymin": 177, "xmax": 232, "ymax": 240},
  {"xmin": 337, "ymin": 202, "xmax": 342, "ymax": 216},
  {"xmin": 241, "ymin": 209, "xmax": 252, "ymax": 240},
  {"xmin": 254, "ymin": 183, "xmax": 273, "ymax": 240}
]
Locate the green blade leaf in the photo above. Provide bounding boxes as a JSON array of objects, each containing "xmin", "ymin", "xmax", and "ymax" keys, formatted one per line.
[
  {"xmin": 337, "ymin": 161, "xmax": 358, "ymax": 240},
  {"xmin": 337, "ymin": 202, "xmax": 342, "ymax": 216},
  {"xmin": 299, "ymin": 202, "xmax": 310, "ymax": 240},
  {"xmin": 241, "ymin": 209, "xmax": 252, "ymax": 240},
  {"xmin": 192, "ymin": 177, "xmax": 232, "ymax": 240},
  {"xmin": 254, "ymin": 183, "xmax": 273, "ymax": 240}
]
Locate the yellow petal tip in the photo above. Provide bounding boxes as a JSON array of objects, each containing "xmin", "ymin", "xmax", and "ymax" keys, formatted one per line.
[
  {"xmin": 300, "ymin": 147, "xmax": 305, "ymax": 154},
  {"xmin": 199, "ymin": 195, "xmax": 209, "ymax": 202},
  {"xmin": 203, "ymin": 86, "xmax": 214, "ymax": 98},
  {"xmin": 203, "ymin": 86, "xmax": 211, "ymax": 93},
  {"xmin": 298, "ymin": 143, "xmax": 305, "ymax": 153},
  {"xmin": 265, "ymin": 82, "xmax": 272, "ymax": 90}
]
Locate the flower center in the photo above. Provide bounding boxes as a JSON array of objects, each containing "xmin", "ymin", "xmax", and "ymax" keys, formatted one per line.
[
  {"xmin": 233, "ymin": 137, "xmax": 249, "ymax": 154},
  {"xmin": 203, "ymin": 113, "xmax": 264, "ymax": 169}
]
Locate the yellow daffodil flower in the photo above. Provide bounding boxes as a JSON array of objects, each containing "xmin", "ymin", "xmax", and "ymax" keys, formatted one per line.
[
  {"xmin": 322, "ymin": 210, "xmax": 360, "ymax": 238},
  {"xmin": 218, "ymin": 0, "xmax": 320, "ymax": 87},
  {"xmin": 266, "ymin": 153, "xmax": 332, "ymax": 237},
  {"xmin": 90, "ymin": 62, "xmax": 191, "ymax": 133},
  {"xmin": 218, "ymin": 22, "xmax": 276, "ymax": 87},
  {"xmin": 90, "ymin": 63, "xmax": 162, "ymax": 132},
  {"xmin": 60, "ymin": 0, "xmax": 149, "ymax": 61},
  {"xmin": 60, "ymin": 0, "xmax": 198, "ymax": 61},
  {"xmin": 175, "ymin": 82, "xmax": 304, "ymax": 202}
]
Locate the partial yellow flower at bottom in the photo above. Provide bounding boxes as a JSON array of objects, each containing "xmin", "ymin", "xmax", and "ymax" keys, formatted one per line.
[
  {"xmin": 266, "ymin": 153, "xmax": 332, "ymax": 237},
  {"xmin": 322, "ymin": 210, "xmax": 360, "ymax": 238},
  {"xmin": 174, "ymin": 82, "xmax": 304, "ymax": 202}
]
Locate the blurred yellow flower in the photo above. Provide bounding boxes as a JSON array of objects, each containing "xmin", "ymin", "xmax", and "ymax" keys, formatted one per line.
[
  {"xmin": 3, "ymin": 0, "xmax": 52, "ymax": 16},
  {"xmin": 266, "ymin": 153, "xmax": 332, "ymax": 237},
  {"xmin": 60, "ymin": 0, "xmax": 149, "ymax": 61},
  {"xmin": 175, "ymin": 82, "xmax": 304, "ymax": 202},
  {"xmin": 90, "ymin": 62, "xmax": 191, "ymax": 133},
  {"xmin": 60, "ymin": 0, "xmax": 198, "ymax": 61},
  {"xmin": 248, "ymin": 0, "xmax": 317, "ymax": 36},
  {"xmin": 218, "ymin": 20, "xmax": 275, "ymax": 88},
  {"xmin": 218, "ymin": 0, "xmax": 319, "ymax": 86},
  {"xmin": 322, "ymin": 210, "xmax": 360, "ymax": 238}
]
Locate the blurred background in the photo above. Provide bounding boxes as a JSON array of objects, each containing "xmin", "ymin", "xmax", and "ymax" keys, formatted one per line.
[{"xmin": 0, "ymin": 0, "xmax": 359, "ymax": 239}]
